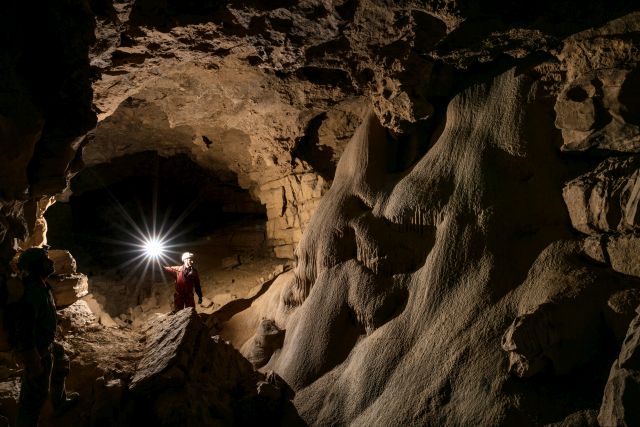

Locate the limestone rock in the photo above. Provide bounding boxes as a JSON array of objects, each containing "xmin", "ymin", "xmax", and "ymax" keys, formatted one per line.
[
  {"xmin": 228, "ymin": 55, "xmax": 640, "ymax": 425},
  {"xmin": 50, "ymin": 273, "xmax": 89, "ymax": 308},
  {"xmin": 605, "ymin": 289, "xmax": 640, "ymax": 346},
  {"xmin": 99, "ymin": 313, "xmax": 119, "ymax": 328},
  {"xmin": 200, "ymin": 296, "xmax": 214, "ymax": 309},
  {"xmin": 48, "ymin": 249, "xmax": 78, "ymax": 275},
  {"xmin": 0, "ymin": 0, "xmax": 96, "ymax": 259},
  {"xmin": 17, "ymin": 197, "xmax": 55, "ymax": 250},
  {"xmin": 606, "ymin": 235, "xmax": 640, "ymax": 278},
  {"xmin": 502, "ymin": 301, "xmax": 599, "ymax": 378},
  {"xmin": 4, "ymin": 0, "xmax": 640, "ymax": 426},
  {"xmin": 582, "ymin": 236, "xmax": 607, "ymax": 264},
  {"xmin": 547, "ymin": 410, "xmax": 599, "ymax": 427},
  {"xmin": 129, "ymin": 308, "xmax": 289, "ymax": 426},
  {"xmin": 58, "ymin": 300, "xmax": 97, "ymax": 332},
  {"xmin": 557, "ymin": 13, "xmax": 640, "ymax": 152},
  {"xmin": 555, "ymin": 69, "xmax": 640, "ymax": 152},
  {"xmin": 241, "ymin": 319, "xmax": 285, "ymax": 368},
  {"xmin": 562, "ymin": 157, "xmax": 640, "ymax": 235},
  {"xmin": 501, "ymin": 241, "xmax": 633, "ymax": 378},
  {"xmin": 260, "ymin": 172, "xmax": 330, "ymax": 256},
  {"xmin": 599, "ymin": 310, "xmax": 640, "ymax": 427},
  {"xmin": 221, "ymin": 255, "xmax": 240, "ymax": 269}
]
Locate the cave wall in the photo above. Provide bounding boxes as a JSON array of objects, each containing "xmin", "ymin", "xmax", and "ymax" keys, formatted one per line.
[
  {"xmin": 84, "ymin": 0, "xmax": 455, "ymax": 258},
  {"xmin": 46, "ymin": 151, "xmax": 268, "ymax": 271},
  {"xmin": 215, "ymin": 2, "xmax": 640, "ymax": 427},
  {"xmin": 0, "ymin": 1, "xmax": 96, "ymax": 269},
  {"xmin": 84, "ymin": 0, "xmax": 640, "ymax": 262}
]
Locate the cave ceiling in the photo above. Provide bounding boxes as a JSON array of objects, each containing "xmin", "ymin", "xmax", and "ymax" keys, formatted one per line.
[{"xmin": 87, "ymin": 0, "xmax": 639, "ymax": 188}]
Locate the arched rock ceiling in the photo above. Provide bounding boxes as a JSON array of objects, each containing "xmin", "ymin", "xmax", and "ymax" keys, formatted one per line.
[
  {"xmin": 88, "ymin": 0, "xmax": 640, "ymax": 183},
  {"xmin": 90, "ymin": 0, "xmax": 453, "ymax": 131},
  {"xmin": 87, "ymin": 0, "xmax": 636, "ymax": 257},
  {"xmin": 88, "ymin": 62, "xmax": 367, "ymax": 187},
  {"xmin": 1, "ymin": 0, "xmax": 637, "ymax": 259},
  {"xmin": 86, "ymin": 0, "xmax": 458, "ymax": 256}
]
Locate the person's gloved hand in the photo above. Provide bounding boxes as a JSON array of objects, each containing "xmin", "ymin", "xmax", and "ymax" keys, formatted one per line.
[{"xmin": 198, "ymin": 296, "xmax": 203, "ymax": 305}]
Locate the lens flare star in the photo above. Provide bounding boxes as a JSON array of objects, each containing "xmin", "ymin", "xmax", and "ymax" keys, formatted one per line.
[
  {"xmin": 142, "ymin": 237, "xmax": 166, "ymax": 259},
  {"xmin": 88, "ymin": 171, "xmax": 206, "ymax": 285}
]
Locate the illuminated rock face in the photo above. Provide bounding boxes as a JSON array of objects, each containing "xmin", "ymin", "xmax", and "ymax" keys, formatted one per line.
[
  {"xmin": 48, "ymin": 249, "xmax": 89, "ymax": 308},
  {"xmin": 222, "ymin": 9, "xmax": 640, "ymax": 426},
  {"xmin": 128, "ymin": 309, "xmax": 285, "ymax": 426},
  {"xmin": 84, "ymin": 0, "xmax": 453, "ymax": 257},
  {"xmin": 2, "ymin": 0, "xmax": 640, "ymax": 426},
  {"xmin": 599, "ymin": 308, "xmax": 640, "ymax": 427}
]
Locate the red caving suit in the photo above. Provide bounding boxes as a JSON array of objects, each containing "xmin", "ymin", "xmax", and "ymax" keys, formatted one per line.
[{"xmin": 163, "ymin": 265, "xmax": 202, "ymax": 311}]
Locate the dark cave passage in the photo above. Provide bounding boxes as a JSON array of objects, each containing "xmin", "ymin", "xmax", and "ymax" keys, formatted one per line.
[{"xmin": 45, "ymin": 151, "xmax": 267, "ymax": 277}]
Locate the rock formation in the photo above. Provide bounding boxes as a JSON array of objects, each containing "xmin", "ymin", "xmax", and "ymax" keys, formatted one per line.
[
  {"xmin": 221, "ymin": 5, "xmax": 640, "ymax": 426},
  {"xmin": 2, "ymin": 0, "xmax": 640, "ymax": 426},
  {"xmin": 599, "ymin": 307, "xmax": 640, "ymax": 427},
  {"xmin": 128, "ymin": 308, "xmax": 294, "ymax": 426}
]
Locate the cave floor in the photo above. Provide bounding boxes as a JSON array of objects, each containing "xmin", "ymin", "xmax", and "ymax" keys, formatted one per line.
[
  {"xmin": 82, "ymin": 234, "xmax": 291, "ymax": 326},
  {"xmin": 0, "ymin": 243, "xmax": 291, "ymax": 426}
]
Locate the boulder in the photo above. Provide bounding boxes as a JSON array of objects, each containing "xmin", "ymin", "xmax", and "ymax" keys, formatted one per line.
[
  {"xmin": 58, "ymin": 300, "xmax": 97, "ymax": 332},
  {"xmin": 555, "ymin": 69, "xmax": 640, "ymax": 152},
  {"xmin": 562, "ymin": 157, "xmax": 640, "ymax": 235},
  {"xmin": 50, "ymin": 273, "xmax": 89, "ymax": 308},
  {"xmin": 48, "ymin": 249, "xmax": 78, "ymax": 275},
  {"xmin": 99, "ymin": 313, "xmax": 119, "ymax": 328},
  {"xmin": 606, "ymin": 235, "xmax": 640, "ymax": 279},
  {"xmin": 599, "ymin": 308, "xmax": 640, "ymax": 427},
  {"xmin": 129, "ymin": 308, "xmax": 292, "ymax": 426},
  {"xmin": 241, "ymin": 319, "xmax": 285, "ymax": 368},
  {"xmin": 581, "ymin": 236, "xmax": 607, "ymax": 264}
]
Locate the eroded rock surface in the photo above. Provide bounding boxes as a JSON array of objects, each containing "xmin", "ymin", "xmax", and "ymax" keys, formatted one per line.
[
  {"xmin": 219, "ymin": 9, "xmax": 640, "ymax": 424},
  {"xmin": 0, "ymin": 1, "xmax": 96, "ymax": 263},
  {"xmin": 241, "ymin": 318, "xmax": 285, "ymax": 369},
  {"xmin": 599, "ymin": 308, "xmax": 640, "ymax": 427},
  {"xmin": 556, "ymin": 14, "xmax": 640, "ymax": 153},
  {"xmin": 563, "ymin": 156, "xmax": 640, "ymax": 235},
  {"xmin": 129, "ymin": 308, "xmax": 293, "ymax": 426},
  {"xmin": 48, "ymin": 250, "xmax": 89, "ymax": 308}
]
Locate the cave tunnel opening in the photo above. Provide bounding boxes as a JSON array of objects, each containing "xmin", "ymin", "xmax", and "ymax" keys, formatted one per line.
[
  {"xmin": 44, "ymin": 150, "xmax": 275, "ymax": 317},
  {"xmin": 47, "ymin": 150, "xmax": 267, "ymax": 273}
]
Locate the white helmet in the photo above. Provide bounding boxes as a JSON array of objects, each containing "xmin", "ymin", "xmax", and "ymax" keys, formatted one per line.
[{"xmin": 181, "ymin": 252, "xmax": 194, "ymax": 262}]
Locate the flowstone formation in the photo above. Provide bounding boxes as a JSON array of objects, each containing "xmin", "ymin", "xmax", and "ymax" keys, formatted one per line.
[{"xmin": 221, "ymin": 6, "xmax": 640, "ymax": 427}]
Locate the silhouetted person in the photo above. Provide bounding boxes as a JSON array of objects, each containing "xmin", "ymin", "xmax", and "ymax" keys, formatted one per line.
[
  {"xmin": 163, "ymin": 252, "xmax": 202, "ymax": 312},
  {"xmin": 12, "ymin": 246, "xmax": 78, "ymax": 427}
]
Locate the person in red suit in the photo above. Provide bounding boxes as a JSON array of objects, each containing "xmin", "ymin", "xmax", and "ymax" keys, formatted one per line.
[{"xmin": 163, "ymin": 252, "xmax": 203, "ymax": 312}]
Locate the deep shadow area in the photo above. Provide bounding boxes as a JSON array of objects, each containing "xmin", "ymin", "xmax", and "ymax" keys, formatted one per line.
[{"xmin": 46, "ymin": 151, "xmax": 266, "ymax": 275}]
